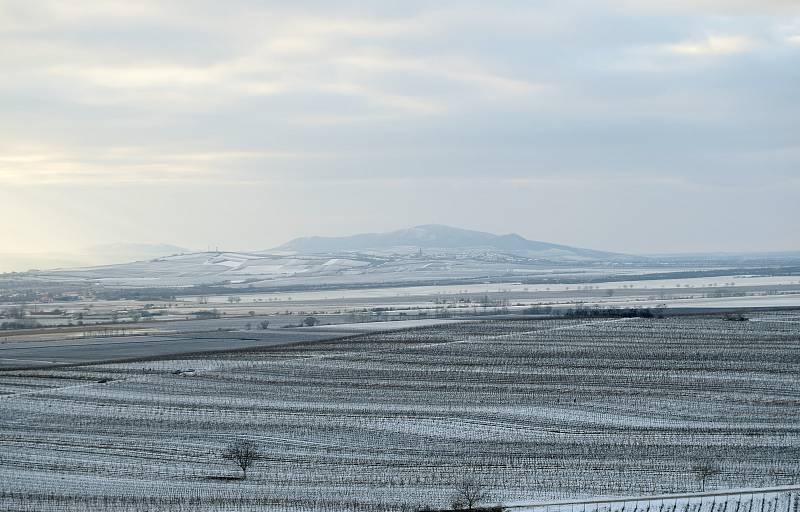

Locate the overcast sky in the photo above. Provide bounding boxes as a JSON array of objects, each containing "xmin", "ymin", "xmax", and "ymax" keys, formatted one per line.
[{"xmin": 1, "ymin": 0, "xmax": 798, "ymax": 262}]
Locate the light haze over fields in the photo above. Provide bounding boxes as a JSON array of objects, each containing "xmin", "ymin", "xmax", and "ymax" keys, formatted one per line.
[{"xmin": 1, "ymin": 1, "xmax": 799, "ymax": 270}]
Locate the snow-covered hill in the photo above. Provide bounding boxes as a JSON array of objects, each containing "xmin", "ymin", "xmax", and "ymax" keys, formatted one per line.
[
  {"xmin": 275, "ymin": 224, "xmax": 623, "ymax": 260},
  {"xmin": 22, "ymin": 226, "xmax": 640, "ymax": 288}
]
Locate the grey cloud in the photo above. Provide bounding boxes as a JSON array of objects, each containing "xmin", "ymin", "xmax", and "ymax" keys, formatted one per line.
[{"xmin": 1, "ymin": 0, "xmax": 798, "ymax": 252}]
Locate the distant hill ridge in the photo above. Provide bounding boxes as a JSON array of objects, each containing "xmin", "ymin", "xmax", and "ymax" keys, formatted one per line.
[
  {"xmin": 273, "ymin": 224, "xmax": 621, "ymax": 259},
  {"xmin": 9, "ymin": 226, "xmax": 633, "ymax": 285}
]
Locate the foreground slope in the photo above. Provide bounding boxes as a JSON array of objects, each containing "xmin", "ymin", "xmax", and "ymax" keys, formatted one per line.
[{"xmin": 1, "ymin": 312, "xmax": 798, "ymax": 511}]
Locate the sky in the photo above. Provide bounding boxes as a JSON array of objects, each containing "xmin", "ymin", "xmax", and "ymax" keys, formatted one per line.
[{"xmin": 1, "ymin": 0, "xmax": 799, "ymax": 268}]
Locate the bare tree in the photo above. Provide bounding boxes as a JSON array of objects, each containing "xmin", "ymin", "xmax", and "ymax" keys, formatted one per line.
[
  {"xmin": 303, "ymin": 316, "xmax": 318, "ymax": 327},
  {"xmin": 451, "ymin": 477, "xmax": 489, "ymax": 510},
  {"xmin": 222, "ymin": 439, "xmax": 260, "ymax": 480},
  {"xmin": 259, "ymin": 320, "xmax": 270, "ymax": 330},
  {"xmin": 692, "ymin": 463, "xmax": 720, "ymax": 492}
]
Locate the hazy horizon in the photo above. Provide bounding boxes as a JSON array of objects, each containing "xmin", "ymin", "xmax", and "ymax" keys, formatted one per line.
[{"xmin": 2, "ymin": 1, "xmax": 799, "ymax": 265}]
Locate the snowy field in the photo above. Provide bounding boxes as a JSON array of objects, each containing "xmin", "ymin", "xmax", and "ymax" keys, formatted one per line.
[
  {"xmin": 509, "ymin": 487, "xmax": 799, "ymax": 512},
  {"xmin": 0, "ymin": 327, "xmax": 365, "ymax": 370},
  {"xmin": 177, "ymin": 274, "xmax": 800, "ymax": 305},
  {"xmin": 1, "ymin": 312, "xmax": 798, "ymax": 511}
]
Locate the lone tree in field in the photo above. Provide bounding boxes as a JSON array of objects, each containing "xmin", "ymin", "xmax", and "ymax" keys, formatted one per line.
[
  {"xmin": 451, "ymin": 477, "xmax": 489, "ymax": 510},
  {"xmin": 222, "ymin": 439, "xmax": 260, "ymax": 480},
  {"xmin": 303, "ymin": 316, "xmax": 318, "ymax": 327},
  {"xmin": 692, "ymin": 463, "xmax": 721, "ymax": 492}
]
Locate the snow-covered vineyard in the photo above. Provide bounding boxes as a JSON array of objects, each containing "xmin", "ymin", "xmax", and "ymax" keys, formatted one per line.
[
  {"xmin": 1, "ymin": 312, "xmax": 799, "ymax": 511},
  {"xmin": 511, "ymin": 487, "xmax": 799, "ymax": 512}
]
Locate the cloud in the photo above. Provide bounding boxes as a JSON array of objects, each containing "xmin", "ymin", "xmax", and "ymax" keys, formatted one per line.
[
  {"xmin": 0, "ymin": 0, "xmax": 798, "ymax": 253},
  {"xmin": 662, "ymin": 35, "xmax": 756, "ymax": 56},
  {"xmin": 2, "ymin": 1, "xmax": 553, "ymax": 121},
  {"xmin": 339, "ymin": 54, "xmax": 545, "ymax": 96},
  {"xmin": 606, "ymin": 0, "xmax": 800, "ymax": 15},
  {"xmin": 0, "ymin": 146, "xmax": 340, "ymax": 185}
]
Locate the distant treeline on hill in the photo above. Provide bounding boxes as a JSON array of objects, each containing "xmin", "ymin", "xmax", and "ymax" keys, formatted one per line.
[
  {"xmin": 566, "ymin": 307, "xmax": 659, "ymax": 318},
  {"xmin": 525, "ymin": 305, "xmax": 661, "ymax": 318}
]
